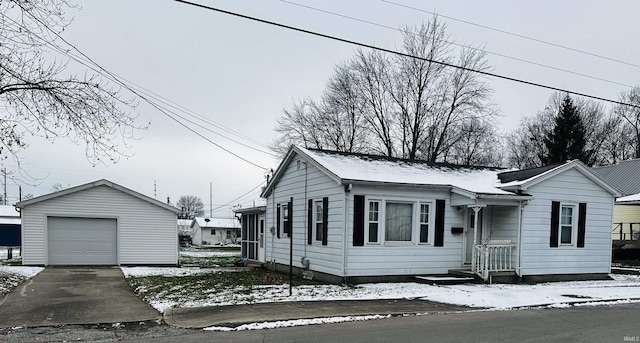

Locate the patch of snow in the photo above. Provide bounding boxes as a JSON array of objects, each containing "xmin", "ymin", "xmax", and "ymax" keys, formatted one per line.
[
  {"xmin": 202, "ymin": 314, "xmax": 391, "ymax": 331},
  {"xmin": 0, "ymin": 266, "xmax": 43, "ymax": 278},
  {"xmin": 179, "ymin": 251, "xmax": 240, "ymax": 258},
  {"xmin": 121, "ymin": 266, "xmax": 242, "ymax": 278},
  {"xmin": 301, "ymin": 148, "xmax": 511, "ymax": 195},
  {"xmin": 618, "ymin": 192, "xmax": 640, "ymax": 203},
  {"xmin": 193, "ymin": 217, "xmax": 239, "ymax": 228},
  {"xmin": 0, "ymin": 247, "xmax": 20, "ymax": 260}
]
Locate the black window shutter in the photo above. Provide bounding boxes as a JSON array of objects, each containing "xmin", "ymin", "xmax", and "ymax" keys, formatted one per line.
[
  {"xmin": 322, "ymin": 197, "xmax": 329, "ymax": 246},
  {"xmin": 577, "ymin": 202, "xmax": 587, "ymax": 248},
  {"xmin": 307, "ymin": 199, "xmax": 313, "ymax": 245},
  {"xmin": 434, "ymin": 199, "xmax": 445, "ymax": 247},
  {"xmin": 276, "ymin": 204, "xmax": 281, "ymax": 239},
  {"xmin": 353, "ymin": 195, "xmax": 365, "ymax": 246},
  {"xmin": 550, "ymin": 201, "xmax": 560, "ymax": 247},
  {"xmin": 287, "ymin": 198, "xmax": 293, "ymax": 238}
]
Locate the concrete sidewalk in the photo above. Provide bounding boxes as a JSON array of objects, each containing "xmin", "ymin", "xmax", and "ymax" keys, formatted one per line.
[{"xmin": 164, "ymin": 299, "xmax": 470, "ymax": 328}]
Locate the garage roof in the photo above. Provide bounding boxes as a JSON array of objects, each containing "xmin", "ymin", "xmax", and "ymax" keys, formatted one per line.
[{"xmin": 15, "ymin": 179, "xmax": 180, "ymax": 213}]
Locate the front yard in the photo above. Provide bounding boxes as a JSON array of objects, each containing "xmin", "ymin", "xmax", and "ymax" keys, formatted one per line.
[
  {"xmin": 123, "ymin": 246, "xmax": 324, "ymax": 311},
  {"xmin": 121, "ymin": 247, "xmax": 640, "ymax": 313}
]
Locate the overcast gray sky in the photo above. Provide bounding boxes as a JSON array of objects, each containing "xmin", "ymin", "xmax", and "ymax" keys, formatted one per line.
[{"xmin": 3, "ymin": 0, "xmax": 639, "ymax": 217}]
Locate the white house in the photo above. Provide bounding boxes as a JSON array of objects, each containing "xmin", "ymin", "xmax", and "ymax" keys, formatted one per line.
[
  {"xmin": 16, "ymin": 179, "xmax": 180, "ymax": 266},
  {"xmin": 259, "ymin": 146, "xmax": 620, "ymax": 283},
  {"xmin": 191, "ymin": 217, "xmax": 240, "ymax": 246}
]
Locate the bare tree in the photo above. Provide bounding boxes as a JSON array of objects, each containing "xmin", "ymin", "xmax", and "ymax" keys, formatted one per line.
[
  {"xmin": 349, "ymin": 50, "xmax": 398, "ymax": 157},
  {"xmin": 0, "ymin": 0, "xmax": 146, "ymax": 167},
  {"xmin": 444, "ymin": 118, "xmax": 503, "ymax": 166},
  {"xmin": 506, "ymin": 111, "xmax": 553, "ymax": 169},
  {"xmin": 317, "ymin": 64, "xmax": 369, "ymax": 153},
  {"xmin": 272, "ymin": 15, "xmax": 497, "ymax": 163},
  {"xmin": 613, "ymin": 86, "xmax": 640, "ymax": 158},
  {"xmin": 506, "ymin": 92, "xmax": 627, "ymax": 168},
  {"xmin": 176, "ymin": 195, "xmax": 205, "ymax": 219},
  {"xmin": 50, "ymin": 182, "xmax": 70, "ymax": 192}
]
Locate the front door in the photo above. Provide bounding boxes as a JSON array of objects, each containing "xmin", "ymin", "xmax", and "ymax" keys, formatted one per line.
[{"xmin": 464, "ymin": 208, "xmax": 483, "ymax": 264}]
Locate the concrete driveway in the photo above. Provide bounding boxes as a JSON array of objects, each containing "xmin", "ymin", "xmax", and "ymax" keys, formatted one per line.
[{"xmin": 0, "ymin": 267, "xmax": 161, "ymax": 328}]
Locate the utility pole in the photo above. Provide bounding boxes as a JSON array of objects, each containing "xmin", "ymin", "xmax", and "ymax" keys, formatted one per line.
[
  {"xmin": 210, "ymin": 182, "xmax": 213, "ymax": 217},
  {"xmin": 154, "ymin": 180, "xmax": 157, "ymax": 199}
]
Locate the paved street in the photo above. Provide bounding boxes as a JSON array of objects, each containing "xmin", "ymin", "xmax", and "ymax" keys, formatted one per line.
[{"xmin": 125, "ymin": 303, "xmax": 640, "ymax": 343}]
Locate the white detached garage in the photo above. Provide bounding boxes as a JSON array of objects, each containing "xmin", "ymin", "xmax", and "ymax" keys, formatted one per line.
[{"xmin": 16, "ymin": 179, "xmax": 180, "ymax": 266}]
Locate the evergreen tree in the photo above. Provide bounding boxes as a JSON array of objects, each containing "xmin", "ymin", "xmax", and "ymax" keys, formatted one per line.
[{"xmin": 544, "ymin": 95, "xmax": 589, "ymax": 164}]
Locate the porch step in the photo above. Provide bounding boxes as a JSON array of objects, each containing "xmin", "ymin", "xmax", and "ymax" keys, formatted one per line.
[
  {"xmin": 415, "ymin": 275, "xmax": 475, "ymax": 285},
  {"xmin": 487, "ymin": 271, "xmax": 518, "ymax": 284}
]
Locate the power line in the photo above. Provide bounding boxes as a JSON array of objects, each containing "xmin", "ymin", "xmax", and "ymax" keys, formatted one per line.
[
  {"xmin": 211, "ymin": 180, "xmax": 266, "ymax": 212},
  {"xmin": 381, "ymin": 0, "xmax": 640, "ymax": 70},
  {"xmin": 280, "ymin": 0, "xmax": 634, "ymax": 89},
  {"xmin": 0, "ymin": 12, "xmax": 273, "ymax": 169},
  {"xmin": 173, "ymin": 0, "xmax": 640, "ymax": 110}
]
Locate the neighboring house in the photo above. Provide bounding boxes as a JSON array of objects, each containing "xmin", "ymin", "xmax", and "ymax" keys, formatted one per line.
[
  {"xmin": 260, "ymin": 146, "xmax": 620, "ymax": 283},
  {"xmin": 191, "ymin": 217, "xmax": 240, "ymax": 246},
  {"xmin": 593, "ymin": 159, "xmax": 640, "ymax": 241},
  {"xmin": 0, "ymin": 205, "xmax": 21, "ymax": 247},
  {"xmin": 234, "ymin": 206, "xmax": 266, "ymax": 261},
  {"xmin": 16, "ymin": 179, "xmax": 180, "ymax": 266}
]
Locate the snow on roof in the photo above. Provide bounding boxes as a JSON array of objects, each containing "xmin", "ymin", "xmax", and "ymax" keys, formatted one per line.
[
  {"xmin": 194, "ymin": 217, "xmax": 240, "ymax": 228},
  {"xmin": 301, "ymin": 148, "xmax": 512, "ymax": 195},
  {"xmin": 0, "ymin": 205, "xmax": 20, "ymax": 225},
  {"xmin": 618, "ymin": 193, "xmax": 640, "ymax": 203},
  {"xmin": 0, "ymin": 205, "xmax": 19, "ymax": 218}
]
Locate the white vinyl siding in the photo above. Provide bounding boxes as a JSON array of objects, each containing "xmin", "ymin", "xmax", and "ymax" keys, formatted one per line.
[
  {"xmin": 265, "ymin": 156, "xmax": 345, "ymax": 276},
  {"xmin": 21, "ymin": 185, "xmax": 178, "ymax": 265},
  {"xmin": 347, "ymin": 187, "xmax": 463, "ymax": 277},
  {"xmin": 519, "ymin": 167, "xmax": 614, "ymax": 276}
]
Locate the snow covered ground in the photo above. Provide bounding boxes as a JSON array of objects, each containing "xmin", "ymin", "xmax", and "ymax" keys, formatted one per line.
[
  {"xmin": 0, "ymin": 266, "xmax": 44, "ymax": 296},
  {"xmin": 121, "ymin": 266, "xmax": 640, "ymax": 313},
  {"xmin": 0, "ymin": 247, "xmax": 20, "ymax": 260}
]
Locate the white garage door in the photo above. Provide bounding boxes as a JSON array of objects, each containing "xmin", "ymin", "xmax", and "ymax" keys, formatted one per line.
[{"xmin": 48, "ymin": 217, "xmax": 117, "ymax": 265}]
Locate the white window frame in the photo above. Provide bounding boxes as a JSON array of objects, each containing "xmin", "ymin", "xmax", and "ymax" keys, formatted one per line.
[
  {"xmin": 418, "ymin": 202, "xmax": 431, "ymax": 244},
  {"xmin": 367, "ymin": 200, "xmax": 381, "ymax": 244},
  {"xmin": 559, "ymin": 203, "xmax": 577, "ymax": 246},
  {"xmin": 280, "ymin": 203, "xmax": 290, "ymax": 236},
  {"xmin": 314, "ymin": 200, "xmax": 324, "ymax": 242},
  {"xmin": 364, "ymin": 197, "xmax": 434, "ymax": 246}
]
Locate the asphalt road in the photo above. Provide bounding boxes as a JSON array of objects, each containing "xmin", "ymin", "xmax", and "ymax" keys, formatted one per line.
[
  {"xmin": 2, "ymin": 303, "xmax": 638, "ymax": 342},
  {"xmin": 127, "ymin": 303, "xmax": 640, "ymax": 343}
]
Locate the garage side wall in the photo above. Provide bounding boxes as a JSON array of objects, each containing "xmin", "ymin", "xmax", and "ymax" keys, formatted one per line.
[{"xmin": 21, "ymin": 185, "xmax": 178, "ymax": 265}]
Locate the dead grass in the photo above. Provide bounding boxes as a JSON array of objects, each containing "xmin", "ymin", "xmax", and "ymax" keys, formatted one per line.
[{"xmin": 127, "ymin": 268, "xmax": 322, "ymax": 307}]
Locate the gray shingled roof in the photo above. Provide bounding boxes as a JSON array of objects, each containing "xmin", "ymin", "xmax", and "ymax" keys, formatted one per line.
[
  {"xmin": 497, "ymin": 163, "xmax": 562, "ymax": 183},
  {"xmin": 593, "ymin": 159, "xmax": 640, "ymax": 196}
]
